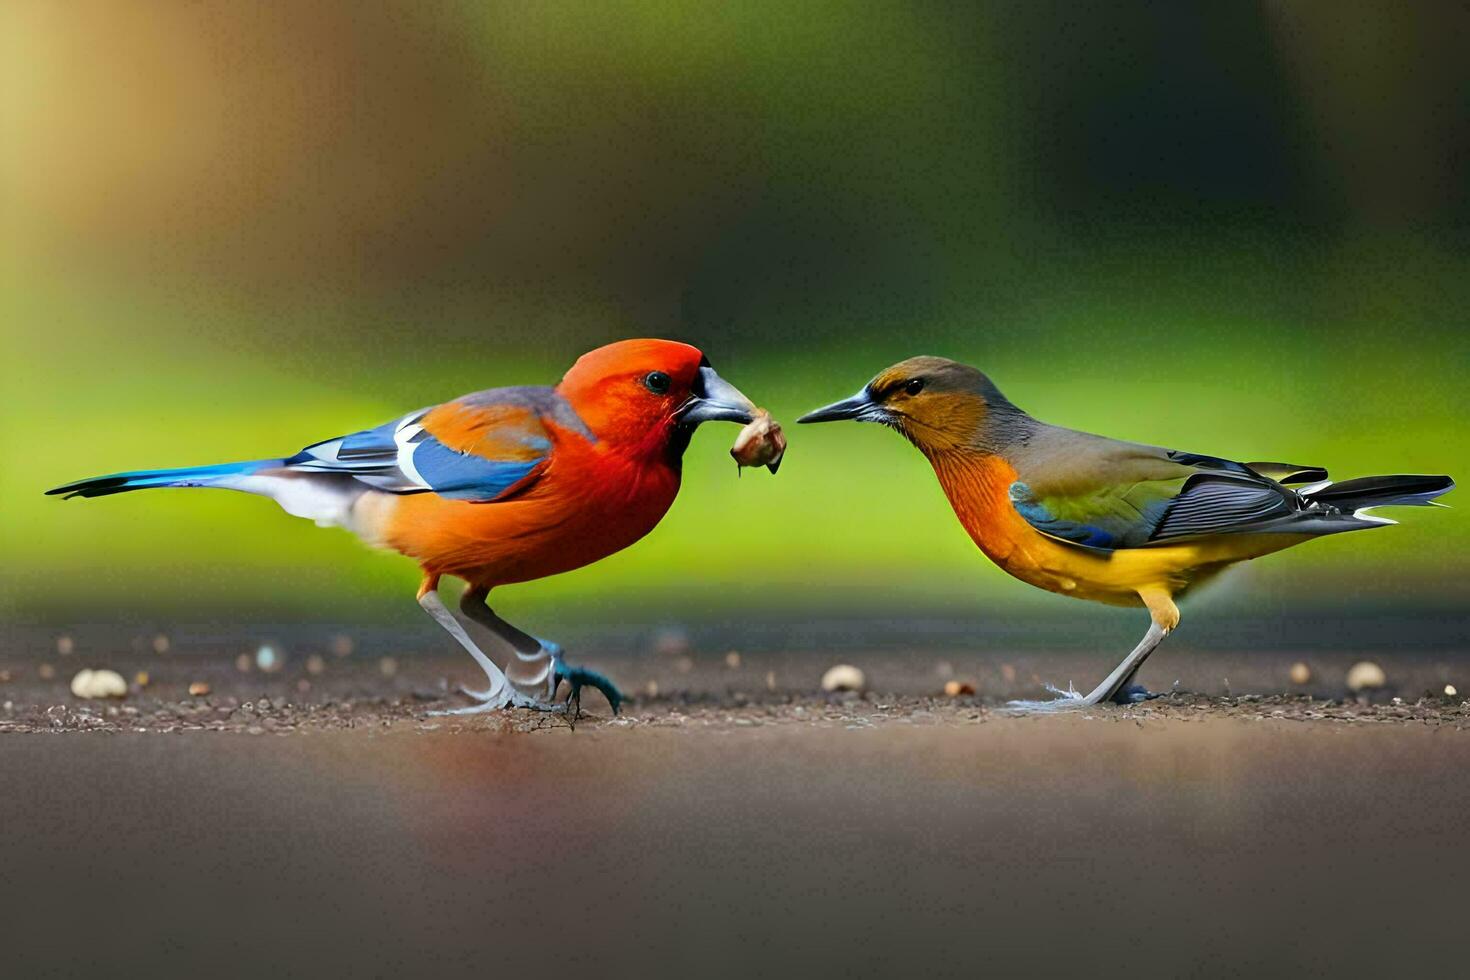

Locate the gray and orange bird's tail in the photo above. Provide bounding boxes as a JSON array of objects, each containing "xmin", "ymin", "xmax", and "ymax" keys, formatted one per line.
[{"xmin": 1300, "ymin": 474, "xmax": 1454, "ymax": 516}]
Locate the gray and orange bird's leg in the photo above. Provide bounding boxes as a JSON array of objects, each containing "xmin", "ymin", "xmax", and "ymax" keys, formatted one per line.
[
  {"xmin": 1008, "ymin": 588, "xmax": 1179, "ymax": 712},
  {"xmin": 1103, "ymin": 589, "xmax": 1180, "ymax": 704},
  {"xmin": 456, "ymin": 587, "xmax": 624, "ymax": 717}
]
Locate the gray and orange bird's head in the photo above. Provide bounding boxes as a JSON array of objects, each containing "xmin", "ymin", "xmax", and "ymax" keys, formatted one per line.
[{"xmin": 798, "ymin": 356, "xmax": 1026, "ymax": 453}]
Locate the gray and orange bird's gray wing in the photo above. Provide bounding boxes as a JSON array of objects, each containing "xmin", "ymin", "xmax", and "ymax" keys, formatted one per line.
[{"xmin": 1004, "ymin": 427, "xmax": 1452, "ymax": 551}]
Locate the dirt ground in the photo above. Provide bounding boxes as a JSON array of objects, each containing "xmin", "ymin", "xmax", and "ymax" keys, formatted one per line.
[
  {"xmin": 4, "ymin": 685, "xmax": 1470, "ymax": 735},
  {"xmin": 4, "ymin": 644, "xmax": 1469, "ymax": 977},
  {"xmin": 3, "ymin": 641, "xmax": 1467, "ymax": 733}
]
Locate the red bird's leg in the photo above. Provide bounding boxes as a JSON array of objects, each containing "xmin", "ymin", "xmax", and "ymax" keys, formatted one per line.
[
  {"xmin": 417, "ymin": 576, "xmax": 517, "ymax": 716},
  {"xmin": 457, "ymin": 588, "xmax": 556, "ymax": 704},
  {"xmin": 459, "ymin": 588, "xmax": 624, "ymax": 716}
]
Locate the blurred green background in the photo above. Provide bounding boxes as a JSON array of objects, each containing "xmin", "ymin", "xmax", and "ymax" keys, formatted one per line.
[{"xmin": 2, "ymin": 2, "xmax": 1465, "ymax": 631}]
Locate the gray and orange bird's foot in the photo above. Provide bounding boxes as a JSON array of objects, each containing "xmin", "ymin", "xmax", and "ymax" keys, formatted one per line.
[
  {"xmin": 1005, "ymin": 679, "xmax": 1161, "ymax": 713},
  {"xmin": 1007, "ymin": 621, "xmax": 1172, "ymax": 713},
  {"xmin": 1108, "ymin": 683, "xmax": 1160, "ymax": 705},
  {"xmin": 1005, "ymin": 682, "xmax": 1096, "ymax": 713}
]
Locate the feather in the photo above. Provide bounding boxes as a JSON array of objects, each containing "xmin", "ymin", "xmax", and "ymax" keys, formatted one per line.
[
  {"xmin": 1004, "ymin": 424, "xmax": 1420, "ymax": 550},
  {"xmin": 47, "ymin": 386, "xmax": 594, "ymax": 515},
  {"xmin": 1303, "ymin": 474, "xmax": 1454, "ymax": 510},
  {"xmin": 1242, "ymin": 461, "xmax": 1330, "ymax": 484},
  {"xmin": 280, "ymin": 387, "xmax": 583, "ymax": 502}
]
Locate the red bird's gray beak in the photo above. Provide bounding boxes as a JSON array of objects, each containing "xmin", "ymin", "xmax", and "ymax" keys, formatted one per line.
[
  {"xmin": 797, "ymin": 388, "xmax": 881, "ymax": 424},
  {"xmin": 677, "ymin": 366, "xmax": 758, "ymax": 426}
]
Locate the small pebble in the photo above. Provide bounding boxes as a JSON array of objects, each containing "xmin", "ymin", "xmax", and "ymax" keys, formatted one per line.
[
  {"xmin": 152, "ymin": 634, "xmax": 170, "ymax": 654},
  {"xmin": 379, "ymin": 657, "xmax": 398, "ymax": 678},
  {"xmin": 188, "ymin": 681, "xmax": 212, "ymax": 696},
  {"xmin": 1347, "ymin": 661, "xmax": 1386, "ymax": 692},
  {"xmin": 1289, "ymin": 662, "xmax": 1311, "ymax": 685},
  {"xmin": 133, "ymin": 671, "xmax": 151, "ymax": 688},
  {"xmin": 38, "ymin": 663, "xmax": 56, "ymax": 680},
  {"xmin": 765, "ymin": 670, "xmax": 777, "ymax": 692},
  {"xmin": 255, "ymin": 645, "xmax": 283, "ymax": 673},
  {"xmin": 56, "ymin": 636, "xmax": 74, "ymax": 656},
  {"xmin": 329, "ymin": 634, "xmax": 354, "ymax": 658},
  {"xmin": 305, "ymin": 654, "xmax": 326, "ymax": 676},
  {"xmin": 234, "ymin": 653, "xmax": 253, "ymax": 673},
  {"xmin": 70, "ymin": 668, "xmax": 128, "ymax": 699},
  {"xmin": 942, "ymin": 680, "xmax": 976, "ymax": 697},
  {"xmin": 821, "ymin": 664, "xmax": 865, "ymax": 693},
  {"xmin": 1000, "ymin": 663, "xmax": 1017, "ymax": 683},
  {"xmin": 1445, "ymin": 684, "xmax": 1458, "ymax": 697},
  {"xmin": 724, "ymin": 651, "xmax": 742, "ymax": 670},
  {"xmin": 644, "ymin": 680, "xmax": 660, "ymax": 697}
]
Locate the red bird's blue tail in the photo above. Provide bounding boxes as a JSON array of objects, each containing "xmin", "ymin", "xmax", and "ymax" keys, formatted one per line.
[{"xmin": 46, "ymin": 460, "xmax": 284, "ymax": 499}]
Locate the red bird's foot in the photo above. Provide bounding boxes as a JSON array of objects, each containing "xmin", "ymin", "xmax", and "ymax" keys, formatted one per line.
[
  {"xmin": 556, "ymin": 664, "xmax": 624, "ymax": 719},
  {"xmin": 428, "ymin": 690, "xmax": 515, "ymax": 716}
]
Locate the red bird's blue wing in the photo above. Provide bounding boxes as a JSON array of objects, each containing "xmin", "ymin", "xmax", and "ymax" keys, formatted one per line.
[{"xmin": 284, "ymin": 386, "xmax": 587, "ymax": 502}]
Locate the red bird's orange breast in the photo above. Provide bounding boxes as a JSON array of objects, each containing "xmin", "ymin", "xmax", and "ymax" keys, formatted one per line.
[{"xmin": 378, "ymin": 429, "xmax": 681, "ymax": 589}]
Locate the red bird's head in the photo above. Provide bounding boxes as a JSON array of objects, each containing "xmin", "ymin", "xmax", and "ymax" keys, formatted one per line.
[{"xmin": 557, "ymin": 339, "xmax": 760, "ymax": 462}]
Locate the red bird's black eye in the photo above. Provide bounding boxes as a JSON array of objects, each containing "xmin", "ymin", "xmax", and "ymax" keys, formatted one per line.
[
  {"xmin": 643, "ymin": 371, "xmax": 672, "ymax": 395},
  {"xmin": 904, "ymin": 378, "xmax": 925, "ymax": 396}
]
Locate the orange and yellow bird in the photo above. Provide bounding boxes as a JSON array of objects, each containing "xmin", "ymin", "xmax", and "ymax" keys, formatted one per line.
[
  {"xmin": 800, "ymin": 357, "xmax": 1454, "ymax": 709},
  {"xmin": 49, "ymin": 339, "xmax": 772, "ymax": 715}
]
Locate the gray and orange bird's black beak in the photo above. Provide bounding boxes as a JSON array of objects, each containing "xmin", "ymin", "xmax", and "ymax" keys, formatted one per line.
[{"xmin": 797, "ymin": 387, "xmax": 886, "ymax": 425}]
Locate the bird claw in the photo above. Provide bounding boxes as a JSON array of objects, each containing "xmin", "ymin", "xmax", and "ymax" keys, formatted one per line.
[
  {"xmin": 1006, "ymin": 680, "xmax": 1160, "ymax": 713},
  {"xmin": 1108, "ymin": 684, "xmax": 1158, "ymax": 705},
  {"xmin": 429, "ymin": 689, "xmax": 513, "ymax": 716},
  {"xmin": 1006, "ymin": 684, "xmax": 1094, "ymax": 714},
  {"xmin": 436, "ymin": 641, "xmax": 622, "ymax": 720},
  {"xmin": 555, "ymin": 663, "xmax": 624, "ymax": 720}
]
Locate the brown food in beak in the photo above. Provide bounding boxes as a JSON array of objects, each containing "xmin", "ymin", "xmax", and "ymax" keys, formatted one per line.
[{"xmin": 730, "ymin": 409, "xmax": 785, "ymax": 474}]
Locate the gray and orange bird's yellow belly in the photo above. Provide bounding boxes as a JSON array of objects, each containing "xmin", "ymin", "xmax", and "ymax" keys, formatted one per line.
[{"xmin": 927, "ymin": 452, "xmax": 1312, "ymax": 610}]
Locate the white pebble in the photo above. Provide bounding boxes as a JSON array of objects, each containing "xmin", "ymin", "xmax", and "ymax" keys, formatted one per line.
[
  {"xmin": 821, "ymin": 664, "xmax": 866, "ymax": 693},
  {"xmin": 1445, "ymin": 684, "xmax": 1458, "ymax": 697},
  {"xmin": 255, "ymin": 645, "xmax": 283, "ymax": 673},
  {"xmin": 70, "ymin": 669, "xmax": 128, "ymax": 700},
  {"xmin": 1289, "ymin": 662, "xmax": 1311, "ymax": 685},
  {"xmin": 1346, "ymin": 661, "xmax": 1386, "ymax": 692}
]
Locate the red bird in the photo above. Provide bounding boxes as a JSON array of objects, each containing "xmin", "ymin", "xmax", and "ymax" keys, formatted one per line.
[{"xmin": 48, "ymin": 340, "xmax": 768, "ymax": 715}]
